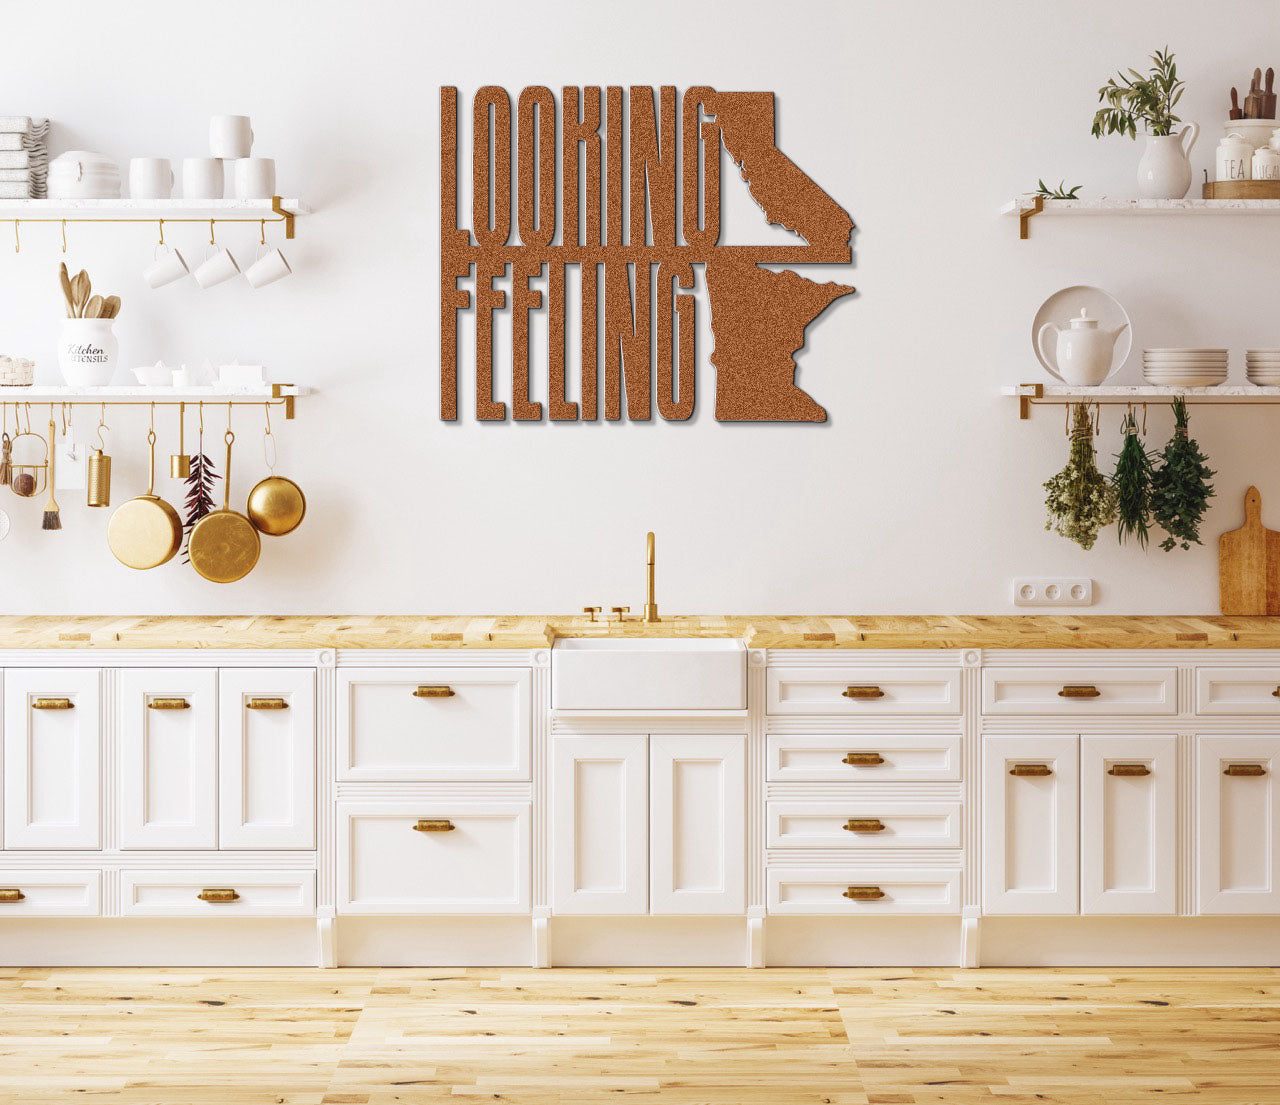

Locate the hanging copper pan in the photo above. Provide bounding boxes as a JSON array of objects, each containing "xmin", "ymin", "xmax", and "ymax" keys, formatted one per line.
[
  {"xmin": 188, "ymin": 428, "xmax": 260, "ymax": 583},
  {"xmin": 107, "ymin": 426, "xmax": 181, "ymax": 569}
]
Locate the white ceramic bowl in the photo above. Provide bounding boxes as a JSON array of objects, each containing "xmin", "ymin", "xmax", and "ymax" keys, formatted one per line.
[{"xmin": 132, "ymin": 364, "xmax": 172, "ymax": 387}]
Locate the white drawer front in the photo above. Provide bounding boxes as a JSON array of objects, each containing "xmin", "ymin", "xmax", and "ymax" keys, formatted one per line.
[
  {"xmin": 339, "ymin": 802, "xmax": 530, "ymax": 915},
  {"xmin": 768, "ymin": 668, "xmax": 961, "ymax": 716},
  {"xmin": 767, "ymin": 734, "xmax": 961, "ymax": 782},
  {"xmin": 767, "ymin": 866, "xmax": 960, "ymax": 914},
  {"xmin": 767, "ymin": 802, "xmax": 961, "ymax": 849},
  {"xmin": 119, "ymin": 871, "xmax": 316, "ymax": 917},
  {"xmin": 982, "ymin": 667, "xmax": 1176, "ymax": 716},
  {"xmin": 339, "ymin": 669, "xmax": 531, "ymax": 781},
  {"xmin": 1195, "ymin": 668, "xmax": 1280, "ymax": 716},
  {"xmin": 0, "ymin": 871, "xmax": 101, "ymax": 917},
  {"xmin": 1197, "ymin": 737, "xmax": 1280, "ymax": 914}
]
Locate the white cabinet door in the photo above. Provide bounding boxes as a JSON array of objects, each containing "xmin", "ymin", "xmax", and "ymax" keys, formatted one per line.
[
  {"xmin": 982, "ymin": 736, "xmax": 1079, "ymax": 915},
  {"xmin": 3, "ymin": 669, "xmax": 101, "ymax": 849},
  {"xmin": 551, "ymin": 736, "xmax": 648, "ymax": 914},
  {"xmin": 650, "ymin": 736, "xmax": 745, "ymax": 915},
  {"xmin": 219, "ymin": 670, "xmax": 316, "ymax": 849},
  {"xmin": 1080, "ymin": 736, "xmax": 1177, "ymax": 915},
  {"xmin": 118, "ymin": 669, "xmax": 218, "ymax": 850},
  {"xmin": 1197, "ymin": 736, "xmax": 1280, "ymax": 914}
]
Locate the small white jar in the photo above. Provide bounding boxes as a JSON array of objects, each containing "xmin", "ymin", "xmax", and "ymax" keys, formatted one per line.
[
  {"xmin": 1217, "ymin": 132, "xmax": 1254, "ymax": 181},
  {"xmin": 1255, "ymin": 146, "xmax": 1280, "ymax": 180}
]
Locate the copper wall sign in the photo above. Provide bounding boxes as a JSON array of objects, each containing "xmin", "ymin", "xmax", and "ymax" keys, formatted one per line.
[{"xmin": 440, "ymin": 85, "xmax": 854, "ymax": 423}]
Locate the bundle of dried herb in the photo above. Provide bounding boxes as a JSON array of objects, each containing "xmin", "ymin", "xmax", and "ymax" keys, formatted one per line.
[
  {"xmin": 1151, "ymin": 397, "xmax": 1214, "ymax": 551},
  {"xmin": 1112, "ymin": 410, "xmax": 1155, "ymax": 547},
  {"xmin": 1045, "ymin": 403, "xmax": 1118, "ymax": 551}
]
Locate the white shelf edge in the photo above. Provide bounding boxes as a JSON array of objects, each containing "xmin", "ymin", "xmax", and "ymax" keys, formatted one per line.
[
  {"xmin": 0, "ymin": 198, "xmax": 310, "ymax": 216},
  {"xmin": 0, "ymin": 384, "xmax": 313, "ymax": 400},
  {"xmin": 1001, "ymin": 196, "xmax": 1280, "ymax": 216}
]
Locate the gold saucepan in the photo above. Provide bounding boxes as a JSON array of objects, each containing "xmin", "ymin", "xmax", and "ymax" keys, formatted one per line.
[
  {"xmin": 188, "ymin": 429, "xmax": 260, "ymax": 584},
  {"xmin": 246, "ymin": 406, "xmax": 305, "ymax": 536},
  {"xmin": 107, "ymin": 427, "xmax": 181, "ymax": 569}
]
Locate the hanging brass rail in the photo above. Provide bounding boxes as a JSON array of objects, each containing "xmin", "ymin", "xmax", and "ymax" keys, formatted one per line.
[{"xmin": 5, "ymin": 196, "xmax": 299, "ymax": 240}]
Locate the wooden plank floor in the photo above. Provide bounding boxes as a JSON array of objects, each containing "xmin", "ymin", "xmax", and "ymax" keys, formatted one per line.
[{"xmin": 0, "ymin": 967, "xmax": 1277, "ymax": 1104}]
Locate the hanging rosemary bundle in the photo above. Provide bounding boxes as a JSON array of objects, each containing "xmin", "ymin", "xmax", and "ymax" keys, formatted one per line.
[
  {"xmin": 1151, "ymin": 396, "xmax": 1214, "ymax": 551},
  {"xmin": 1045, "ymin": 402, "xmax": 1118, "ymax": 550},
  {"xmin": 181, "ymin": 450, "xmax": 219, "ymax": 564},
  {"xmin": 1112, "ymin": 410, "xmax": 1155, "ymax": 547}
]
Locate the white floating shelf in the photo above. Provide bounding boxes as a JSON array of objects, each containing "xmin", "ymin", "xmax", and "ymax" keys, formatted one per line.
[
  {"xmin": 0, "ymin": 197, "xmax": 310, "ymax": 239},
  {"xmin": 1001, "ymin": 195, "xmax": 1280, "ymax": 238},
  {"xmin": 0, "ymin": 384, "xmax": 312, "ymax": 419},
  {"xmin": 1004, "ymin": 383, "xmax": 1280, "ymax": 419}
]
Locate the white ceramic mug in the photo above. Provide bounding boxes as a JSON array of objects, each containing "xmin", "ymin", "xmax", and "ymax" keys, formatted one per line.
[
  {"xmin": 244, "ymin": 244, "xmax": 291, "ymax": 288},
  {"xmin": 182, "ymin": 157, "xmax": 224, "ymax": 199},
  {"xmin": 209, "ymin": 115, "xmax": 253, "ymax": 159},
  {"xmin": 233, "ymin": 157, "xmax": 276, "ymax": 199},
  {"xmin": 193, "ymin": 245, "xmax": 240, "ymax": 289},
  {"xmin": 144, "ymin": 244, "xmax": 189, "ymax": 289},
  {"xmin": 129, "ymin": 157, "xmax": 173, "ymax": 199}
]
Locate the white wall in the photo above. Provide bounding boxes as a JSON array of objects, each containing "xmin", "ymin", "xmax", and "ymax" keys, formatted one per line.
[{"xmin": 0, "ymin": 0, "xmax": 1275, "ymax": 615}]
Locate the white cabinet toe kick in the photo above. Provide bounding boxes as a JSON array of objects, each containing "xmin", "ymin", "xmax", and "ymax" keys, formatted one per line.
[{"xmin": 2, "ymin": 646, "xmax": 1279, "ymax": 967}]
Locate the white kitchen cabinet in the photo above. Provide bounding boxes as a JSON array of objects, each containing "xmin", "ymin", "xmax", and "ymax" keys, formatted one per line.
[
  {"xmin": 1197, "ymin": 736, "xmax": 1280, "ymax": 914},
  {"xmin": 3, "ymin": 669, "xmax": 101, "ymax": 850},
  {"xmin": 650, "ymin": 736, "xmax": 745, "ymax": 915},
  {"xmin": 1080, "ymin": 736, "xmax": 1177, "ymax": 915},
  {"xmin": 982, "ymin": 736, "xmax": 1079, "ymax": 914},
  {"xmin": 219, "ymin": 669, "xmax": 316, "ymax": 849},
  {"xmin": 338, "ymin": 667, "xmax": 530, "ymax": 781},
  {"xmin": 767, "ymin": 801, "xmax": 961, "ymax": 850},
  {"xmin": 118, "ymin": 669, "xmax": 218, "ymax": 850},
  {"xmin": 0, "ymin": 870, "xmax": 101, "ymax": 917},
  {"xmin": 982, "ymin": 667, "xmax": 1177, "ymax": 716},
  {"xmin": 767, "ymin": 866, "xmax": 961, "ymax": 915},
  {"xmin": 767, "ymin": 667, "xmax": 961, "ymax": 716},
  {"xmin": 120, "ymin": 870, "xmax": 316, "ymax": 917},
  {"xmin": 766, "ymin": 734, "xmax": 962, "ymax": 782},
  {"xmin": 551, "ymin": 735, "xmax": 649, "ymax": 914}
]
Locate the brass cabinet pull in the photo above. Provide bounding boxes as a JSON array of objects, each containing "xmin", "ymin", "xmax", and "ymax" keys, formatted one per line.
[
  {"xmin": 246, "ymin": 698, "xmax": 288, "ymax": 710},
  {"xmin": 842, "ymin": 685, "xmax": 885, "ymax": 699},
  {"xmin": 1272, "ymin": 687, "xmax": 1280, "ymax": 698},
  {"xmin": 31, "ymin": 697, "xmax": 73, "ymax": 710},
  {"xmin": 842, "ymin": 751, "xmax": 885, "ymax": 766},
  {"xmin": 1107, "ymin": 763, "xmax": 1151, "ymax": 777},
  {"xmin": 413, "ymin": 819, "xmax": 456, "ymax": 832},
  {"xmin": 1058, "ymin": 684, "xmax": 1102, "ymax": 699},
  {"xmin": 413, "ymin": 686, "xmax": 455, "ymax": 699},
  {"xmin": 843, "ymin": 818, "xmax": 886, "ymax": 833},
  {"xmin": 842, "ymin": 885, "xmax": 885, "ymax": 901},
  {"xmin": 0, "ymin": 888, "xmax": 25, "ymax": 903},
  {"xmin": 147, "ymin": 697, "xmax": 190, "ymax": 710},
  {"xmin": 1225, "ymin": 763, "xmax": 1267, "ymax": 777},
  {"xmin": 197, "ymin": 888, "xmax": 240, "ymax": 903},
  {"xmin": 1010, "ymin": 763, "xmax": 1053, "ymax": 777}
]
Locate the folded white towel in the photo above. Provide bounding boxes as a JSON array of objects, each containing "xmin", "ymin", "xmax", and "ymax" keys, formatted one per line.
[
  {"xmin": 0, "ymin": 181, "xmax": 33, "ymax": 198},
  {"xmin": 0, "ymin": 151, "xmax": 29, "ymax": 169},
  {"xmin": 0, "ymin": 115, "xmax": 30, "ymax": 133},
  {"xmin": 0, "ymin": 134, "xmax": 24, "ymax": 151},
  {"xmin": 0, "ymin": 168, "xmax": 30, "ymax": 182}
]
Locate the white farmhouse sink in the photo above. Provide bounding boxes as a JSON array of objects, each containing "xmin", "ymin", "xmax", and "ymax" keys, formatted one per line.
[{"xmin": 552, "ymin": 637, "xmax": 746, "ymax": 711}]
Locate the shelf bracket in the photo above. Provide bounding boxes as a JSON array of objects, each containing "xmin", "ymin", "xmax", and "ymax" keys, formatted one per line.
[
  {"xmin": 1018, "ymin": 195, "xmax": 1044, "ymax": 240},
  {"xmin": 1014, "ymin": 383, "xmax": 1042, "ymax": 419},
  {"xmin": 271, "ymin": 195, "xmax": 295, "ymax": 240},
  {"xmin": 272, "ymin": 383, "xmax": 296, "ymax": 420}
]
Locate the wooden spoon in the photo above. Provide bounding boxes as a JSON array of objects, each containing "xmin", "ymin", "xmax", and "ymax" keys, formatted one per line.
[
  {"xmin": 71, "ymin": 270, "xmax": 90, "ymax": 318},
  {"xmin": 83, "ymin": 294, "xmax": 103, "ymax": 320},
  {"xmin": 58, "ymin": 262, "xmax": 75, "ymax": 318},
  {"xmin": 101, "ymin": 295, "xmax": 120, "ymax": 320}
]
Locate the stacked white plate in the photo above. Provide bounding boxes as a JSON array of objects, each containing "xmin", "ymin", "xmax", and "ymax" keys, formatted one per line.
[
  {"xmin": 1246, "ymin": 349, "xmax": 1280, "ymax": 386},
  {"xmin": 1143, "ymin": 348, "xmax": 1228, "ymax": 387}
]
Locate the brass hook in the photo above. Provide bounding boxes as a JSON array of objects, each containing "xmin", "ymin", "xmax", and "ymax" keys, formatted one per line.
[
  {"xmin": 158, "ymin": 219, "xmax": 165, "ymax": 247},
  {"xmin": 22, "ymin": 402, "xmax": 30, "ymax": 434},
  {"xmin": 1142, "ymin": 402, "xmax": 1148, "ymax": 436},
  {"xmin": 209, "ymin": 219, "xmax": 216, "ymax": 246},
  {"xmin": 198, "ymin": 400, "xmax": 204, "ymax": 435},
  {"xmin": 60, "ymin": 219, "xmax": 67, "ymax": 253},
  {"xmin": 95, "ymin": 403, "xmax": 108, "ymax": 451},
  {"xmin": 1093, "ymin": 402, "xmax": 1101, "ymax": 436},
  {"xmin": 262, "ymin": 402, "xmax": 276, "ymax": 471},
  {"xmin": 12, "ymin": 220, "xmax": 18, "ymax": 254},
  {"xmin": 149, "ymin": 401, "xmax": 155, "ymax": 433},
  {"xmin": 259, "ymin": 218, "xmax": 266, "ymax": 246},
  {"xmin": 61, "ymin": 402, "xmax": 69, "ymax": 437},
  {"xmin": 1064, "ymin": 402, "xmax": 1069, "ymax": 437},
  {"xmin": 226, "ymin": 400, "xmax": 233, "ymax": 434}
]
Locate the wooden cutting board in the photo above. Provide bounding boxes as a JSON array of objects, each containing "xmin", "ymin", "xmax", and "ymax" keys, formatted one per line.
[{"xmin": 1219, "ymin": 486, "xmax": 1280, "ymax": 614}]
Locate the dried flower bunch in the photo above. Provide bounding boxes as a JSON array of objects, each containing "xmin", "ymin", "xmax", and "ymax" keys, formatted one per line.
[
  {"xmin": 1045, "ymin": 403, "xmax": 1119, "ymax": 551},
  {"xmin": 1151, "ymin": 397, "xmax": 1214, "ymax": 551},
  {"xmin": 1112, "ymin": 410, "xmax": 1155, "ymax": 547}
]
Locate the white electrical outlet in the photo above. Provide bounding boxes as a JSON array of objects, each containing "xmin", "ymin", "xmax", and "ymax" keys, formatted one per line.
[{"xmin": 1012, "ymin": 577, "xmax": 1094, "ymax": 607}]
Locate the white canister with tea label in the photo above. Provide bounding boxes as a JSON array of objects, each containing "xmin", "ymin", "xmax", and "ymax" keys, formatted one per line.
[
  {"xmin": 1254, "ymin": 146, "xmax": 1280, "ymax": 181},
  {"xmin": 1217, "ymin": 132, "xmax": 1254, "ymax": 181}
]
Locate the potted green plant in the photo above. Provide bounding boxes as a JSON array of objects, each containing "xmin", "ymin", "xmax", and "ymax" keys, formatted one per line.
[{"xmin": 1092, "ymin": 47, "xmax": 1197, "ymax": 199}]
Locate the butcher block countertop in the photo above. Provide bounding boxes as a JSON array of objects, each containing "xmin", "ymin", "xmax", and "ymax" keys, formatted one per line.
[{"xmin": 0, "ymin": 614, "xmax": 1279, "ymax": 650}]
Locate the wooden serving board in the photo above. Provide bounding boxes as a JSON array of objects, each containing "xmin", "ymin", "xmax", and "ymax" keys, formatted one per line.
[
  {"xmin": 1219, "ymin": 486, "xmax": 1280, "ymax": 614},
  {"xmin": 1203, "ymin": 180, "xmax": 1280, "ymax": 200}
]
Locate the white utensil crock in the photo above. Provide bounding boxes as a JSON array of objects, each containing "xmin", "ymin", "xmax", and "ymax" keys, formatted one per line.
[
  {"xmin": 1137, "ymin": 124, "xmax": 1199, "ymax": 199},
  {"xmin": 57, "ymin": 318, "xmax": 118, "ymax": 387}
]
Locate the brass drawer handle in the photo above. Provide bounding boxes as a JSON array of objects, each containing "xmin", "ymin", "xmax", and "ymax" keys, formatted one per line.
[
  {"xmin": 197, "ymin": 888, "xmax": 240, "ymax": 903},
  {"xmin": 246, "ymin": 698, "xmax": 289, "ymax": 710},
  {"xmin": 1225, "ymin": 763, "xmax": 1267, "ymax": 777},
  {"xmin": 0, "ymin": 888, "xmax": 25, "ymax": 903},
  {"xmin": 1272, "ymin": 687, "xmax": 1280, "ymax": 698},
  {"xmin": 413, "ymin": 819, "xmax": 456, "ymax": 832},
  {"xmin": 147, "ymin": 697, "xmax": 190, "ymax": 710},
  {"xmin": 1058, "ymin": 684, "xmax": 1101, "ymax": 699},
  {"xmin": 842, "ymin": 685, "xmax": 885, "ymax": 699},
  {"xmin": 413, "ymin": 685, "xmax": 455, "ymax": 699},
  {"xmin": 1108, "ymin": 763, "xmax": 1151, "ymax": 777},
  {"xmin": 843, "ymin": 818, "xmax": 886, "ymax": 833},
  {"xmin": 843, "ymin": 752, "xmax": 885, "ymax": 766},
  {"xmin": 842, "ymin": 885, "xmax": 885, "ymax": 901},
  {"xmin": 1010, "ymin": 763, "xmax": 1053, "ymax": 777},
  {"xmin": 32, "ymin": 697, "xmax": 73, "ymax": 710}
]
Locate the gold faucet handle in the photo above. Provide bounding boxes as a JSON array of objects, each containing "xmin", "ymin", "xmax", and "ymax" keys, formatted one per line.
[
  {"xmin": 610, "ymin": 606, "xmax": 630, "ymax": 623},
  {"xmin": 582, "ymin": 606, "xmax": 602, "ymax": 623}
]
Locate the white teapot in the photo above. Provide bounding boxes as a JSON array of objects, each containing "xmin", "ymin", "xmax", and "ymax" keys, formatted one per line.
[{"xmin": 1037, "ymin": 308, "xmax": 1129, "ymax": 386}]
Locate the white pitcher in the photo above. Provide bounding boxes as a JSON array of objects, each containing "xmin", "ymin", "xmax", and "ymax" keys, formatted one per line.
[{"xmin": 1137, "ymin": 123, "xmax": 1199, "ymax": 199}]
